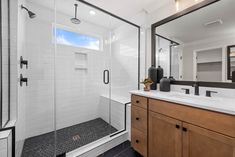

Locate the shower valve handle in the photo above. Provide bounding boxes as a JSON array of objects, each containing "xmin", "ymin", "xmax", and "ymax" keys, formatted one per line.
[
  {"xmin": 20, "ymin": 74, "xmax": 28, "ymax": 86},
  {"xmin": 20, "ymin": 56, "xmax": 28, "ymax": 69}
]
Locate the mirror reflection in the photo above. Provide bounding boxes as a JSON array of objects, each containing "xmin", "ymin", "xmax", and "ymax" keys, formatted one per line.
[{"xmin": 154, "ymin": 0, "xmax": 235, "ymax": 83}]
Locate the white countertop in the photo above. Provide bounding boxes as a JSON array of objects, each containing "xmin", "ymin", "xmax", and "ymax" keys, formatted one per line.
[{"xmin": 130, "ymin": 90, "xmax": 235, "ymax": 116}]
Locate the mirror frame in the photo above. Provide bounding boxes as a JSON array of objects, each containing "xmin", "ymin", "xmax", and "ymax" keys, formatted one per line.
[
  {"xmin": 227, "ymin": 45, "xmax": 235, "ymax": 80},
  {"xmin": 151, "ymin": 0, "xmax": 235, "ymax": 89}
]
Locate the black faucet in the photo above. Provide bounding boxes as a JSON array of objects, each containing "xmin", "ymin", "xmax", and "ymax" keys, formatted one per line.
[{"xmin": 192, "ymin": 82, "xmax": 199, "ymax": 96}]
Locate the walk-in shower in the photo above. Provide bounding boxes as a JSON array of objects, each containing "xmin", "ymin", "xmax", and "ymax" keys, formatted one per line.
[{"xmin": 6, "ymin": 0, "xmax": 141, "ymax": 156}]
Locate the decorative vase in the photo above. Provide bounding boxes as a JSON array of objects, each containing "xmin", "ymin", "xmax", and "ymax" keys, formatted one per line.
[
  {"xmin": 148, "ymin": 66, "xmax": 158, "ymax": 90},
  {"xmin": 157, "ymin": 66, "xmax": 164, "ymax": 83},
  {"xmin": 232, "ymin": 70, "xmax": 235, "ymax": 83}
]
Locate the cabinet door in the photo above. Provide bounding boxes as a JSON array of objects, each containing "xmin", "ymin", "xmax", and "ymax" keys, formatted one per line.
[
  {"xmin": 149, "ymin": 111, "xmax": 182, "ymax": 157},
  {"xmin": 183, "ymin": 123, "xmax": 235, "ymax": 157}
]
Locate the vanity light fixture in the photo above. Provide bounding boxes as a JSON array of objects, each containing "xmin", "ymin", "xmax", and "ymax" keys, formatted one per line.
[
  {"xmin": 175, "ymin": 0, "xmax": 180, "ymax": 11},
  {"xmin": 89, "ymin": 10, "xmax": 96, "ymax": 15}
]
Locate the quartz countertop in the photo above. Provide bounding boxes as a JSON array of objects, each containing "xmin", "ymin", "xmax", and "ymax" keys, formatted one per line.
[{"xmin": 130, "ymin": 90, "xmax": 235, "ymax": 116}]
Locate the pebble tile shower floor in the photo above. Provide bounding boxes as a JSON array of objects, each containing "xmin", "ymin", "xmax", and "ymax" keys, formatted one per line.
[{"xmin": 21, "ymin": 118, "xmax": 117, "ymax": 157}]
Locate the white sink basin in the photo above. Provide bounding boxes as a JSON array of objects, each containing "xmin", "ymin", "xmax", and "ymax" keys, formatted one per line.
[{"xmin": 168, "ymin": 93, "xmax": 223, "ymax": 103}]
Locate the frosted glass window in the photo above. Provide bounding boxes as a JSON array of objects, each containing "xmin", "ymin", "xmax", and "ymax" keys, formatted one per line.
[{"xmin": 55, "ymin": 28, "xmax": 100, "ymax": 51}]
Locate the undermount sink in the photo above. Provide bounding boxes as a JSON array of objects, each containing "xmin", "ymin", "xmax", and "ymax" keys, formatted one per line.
[{"xmin": 168, "ymin": 92, "xmax": 223, "ymax": 103}]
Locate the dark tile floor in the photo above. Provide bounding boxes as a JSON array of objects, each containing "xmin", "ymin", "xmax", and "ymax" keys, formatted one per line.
[
  {"xmin": 98, "ymin": 141, "xmax": 143, "ymax": 157},
  {"xmin": 21, "ymin": 118, "xmax": 117, "ymax": 157}
]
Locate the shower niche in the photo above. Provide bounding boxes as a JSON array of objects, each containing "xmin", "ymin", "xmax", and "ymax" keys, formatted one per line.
[{"xmin": 74, "ymin": 52, "xmax": 88, "ymax": 70}]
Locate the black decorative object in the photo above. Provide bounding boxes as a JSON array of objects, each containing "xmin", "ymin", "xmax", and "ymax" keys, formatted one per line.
[
  {"xmin": 160, "ymin": 77, "xmax": 170, "ymax": 92},
  {"xmin": 232, "ymin": 70, "xmax": 235, "ymax": 83},
  {"xmin": 169, "ymin": 76, "xmax": 175, "ymax": 82},
  {"xmin": 148, "ymin": 66, "xmax": 158, "ymax": 90},
  {"xmin": 156, "ymin": 66, "xmax": 163, "ymax": 83}
]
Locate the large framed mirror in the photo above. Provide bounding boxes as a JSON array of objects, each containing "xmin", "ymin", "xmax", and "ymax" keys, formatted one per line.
[{"xmin": 151, "ymin": 0, "xmax": 235, "ymax": 88}]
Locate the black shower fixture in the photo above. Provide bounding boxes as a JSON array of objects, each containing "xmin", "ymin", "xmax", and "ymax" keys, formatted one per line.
[
  {"xmin": 71, "ymin": 4, "xmax": 81, "ymax": 24},
  {"xmin": 21, "ymin": 5, "xmax": 36, "ymax": 18}
]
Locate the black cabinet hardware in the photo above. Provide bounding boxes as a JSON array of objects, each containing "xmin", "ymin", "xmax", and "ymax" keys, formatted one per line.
[
  {"xmin": 136, "ymin": 140, "xmax": 139, "ymax": 143},
  {"xmin": 181, "ymin": 88, "xmax": 190, "ymax": 94},
  {"xmin": 206, "ymin": 90, "xmax": 218, "ymax": 97},
  {"xmin": 182, "ymin": 127, "xmax": 187, "ymax": 132},
  {"xmin": 175, "ymin": 124, "xmax": 180, "ymax": 129},
  {"xmin": 136, "ymin": 117, "xmax": 140, "ymax": 120},
  {"xmin": 20, "ymin": 56, "xmax": 28, "ymax": 69},
  {"xmin": 20, "ymin": 74, "xmax": 28, "ymax": 86},
  {"xmin": 136, "ymin": 100, "xmax": 139, "ymax": 103}
]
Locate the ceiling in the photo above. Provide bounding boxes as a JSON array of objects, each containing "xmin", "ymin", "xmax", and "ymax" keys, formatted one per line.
[
  {"xmin": 156, "ymin": 0, "xmax": 235, "ymax": 44},
  {"xmin": 26, "ymin": 0, "xmax": 172, "ymax": 27},
  {"xmin": 84, "ymin": 0, "xmax": 172, "ymax": 20}
]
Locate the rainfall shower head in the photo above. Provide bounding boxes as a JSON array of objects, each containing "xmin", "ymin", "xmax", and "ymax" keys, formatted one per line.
[
  {"xmin": 71, "ymin": 4, "xmax": 81, "ymax": 24},
  {"xmin": 21, "ymin": 5, "xmax": 36, "ymax": 19}
]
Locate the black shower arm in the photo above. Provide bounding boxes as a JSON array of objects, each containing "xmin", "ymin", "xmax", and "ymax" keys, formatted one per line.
[
  {"xmin": 21, "ymin": 5, "xmax": 29, "ymax": 12},
  {"xmin": 74, "ymin": 4, "xmax": 78, "ymax": 18}
]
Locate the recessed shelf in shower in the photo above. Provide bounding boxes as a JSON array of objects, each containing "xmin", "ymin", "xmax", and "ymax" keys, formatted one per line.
[{"xmin": 74, "ymin": 52, "xmax": 88, "ymax": 70}]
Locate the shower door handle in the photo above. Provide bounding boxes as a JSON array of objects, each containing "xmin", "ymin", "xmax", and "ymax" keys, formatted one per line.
[{"xmin": 103, "ymin": 70, "xmax": 109, "ymax": 84}]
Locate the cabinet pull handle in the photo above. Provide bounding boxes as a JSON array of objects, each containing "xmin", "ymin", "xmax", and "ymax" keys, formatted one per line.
[
  {"xmin": 175, "ymin": 124, "xmax": 180, "ymax": 129},
  {"xmin": 136, "ymin": 100, "xmax": 140, "ymax": 103},
  {"xmin": 136, "ymin": 117, "xmax": 140, "ymax": 120},
  {"xmin": 182, "ymin": 127, "xmax": 188, "ymax": 132},
  {"xmin": 136, "ymin": 140, "xmax": 139, "ymax": 143}
]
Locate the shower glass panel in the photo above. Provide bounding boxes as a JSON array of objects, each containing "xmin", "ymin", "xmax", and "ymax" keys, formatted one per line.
[
  {"xmin": 109, "ymin": 16, "xmax": 139, "ymax": 134},
  {"xmin": 19, "ymin": 0, "xmax": 56, "ymax": 157}
]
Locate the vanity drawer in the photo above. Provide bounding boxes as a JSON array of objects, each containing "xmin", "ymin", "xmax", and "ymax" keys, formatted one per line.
[
  {"xmin": 131, "ymin": 95, "xmax": 147, "ymax": 109},
  {"xmin": 149, "ymin": 99, "xmax": 235, "ymax": 138},
  {"xmin": 131, "ymin": 105, "xmax": 147, "ymax": 133},
  {"xmin": 131, "ymin": 127, "xmax": 147, "ymax": 157}
]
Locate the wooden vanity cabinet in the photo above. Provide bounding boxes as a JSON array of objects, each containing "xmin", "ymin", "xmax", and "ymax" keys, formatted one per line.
[
  {"xmin": 148, "ymin": 112, "xmax": 182, "ymax": 157},
  {"xmin": 131, "ymin": 95, "xmax": 148, "ymax": 156},
  {"xmin": 131, "ymin": 94, "xmax": 235, "ymax": 157},
  {"xmin": 182, "ymin": 123, "xmax": 235, "ymax": 157}
]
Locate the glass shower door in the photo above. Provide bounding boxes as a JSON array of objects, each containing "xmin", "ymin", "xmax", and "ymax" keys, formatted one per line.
[{"xmin": 54, "ymin": 0, "xmax": 113, "ymax": 155}]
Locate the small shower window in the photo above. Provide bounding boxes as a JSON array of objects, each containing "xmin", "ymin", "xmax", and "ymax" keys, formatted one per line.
[{"xmin": 55, "ymin": 28, "xmax": 100, "ymax": 51}]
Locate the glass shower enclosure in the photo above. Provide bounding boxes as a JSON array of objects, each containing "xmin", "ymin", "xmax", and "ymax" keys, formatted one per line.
[{"xmin": 16, "ymin": 0, "xmax": 140, "ymax": 156}]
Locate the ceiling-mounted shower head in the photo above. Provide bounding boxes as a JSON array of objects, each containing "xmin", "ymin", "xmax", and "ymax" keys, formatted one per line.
[
  {"xmin": 21, "ymin": 5, "xmax": 36, "ymax": 19},
  {"xmin": 71, "ymin": 4, "xmax": 81, "ymax": 24}
]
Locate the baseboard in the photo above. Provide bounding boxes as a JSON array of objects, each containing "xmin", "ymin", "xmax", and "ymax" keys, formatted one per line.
[{"xmin": 66, "ymin": 131, "xmax": 128, "ymax": 157}]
